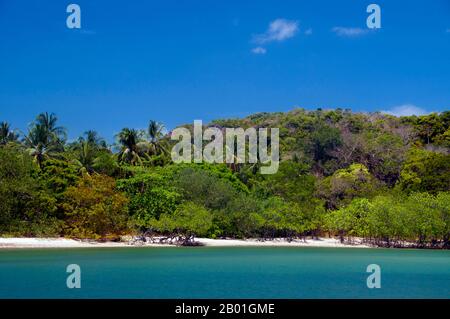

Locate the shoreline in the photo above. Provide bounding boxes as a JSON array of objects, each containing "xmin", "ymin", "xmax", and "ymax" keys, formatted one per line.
[{"xmin": 0, "ymin": 237, "xmax": 373, "ymax": 249}]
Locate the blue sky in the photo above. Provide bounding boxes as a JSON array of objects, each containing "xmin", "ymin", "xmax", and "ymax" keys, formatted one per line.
[{"xmin": 0, "ymin": 0, "xmax": 449, "ymax": 142}]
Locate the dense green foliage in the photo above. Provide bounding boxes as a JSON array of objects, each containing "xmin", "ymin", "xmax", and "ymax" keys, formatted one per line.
[
  {"xmin": 0, "ymin": 146, "xmax": 60, "ymax": 236},
  {"xmin": 325, "ymin": 192, "xmax": 450, "ymax": 247},
  {"xmin": 0, "ymin": 109, "xmax": 449, "ymax": 247}
]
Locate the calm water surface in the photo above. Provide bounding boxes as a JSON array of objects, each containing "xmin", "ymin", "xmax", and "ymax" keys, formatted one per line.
[{"xmin": 0, "ymin": 247, "xmax": 449, "ymax": 298}]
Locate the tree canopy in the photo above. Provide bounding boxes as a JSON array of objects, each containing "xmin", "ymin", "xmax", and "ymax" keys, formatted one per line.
[{"xmin": 0, "ymin": 109, "xmax": 448, "ymax": 247}]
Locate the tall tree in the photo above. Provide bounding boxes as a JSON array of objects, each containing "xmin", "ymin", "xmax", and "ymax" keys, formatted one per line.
[
  {"xmin": 414, "ymin": 113, "xmax": 445, "ymax": 145},
  {"xmin": 80, "ymin": 130, "xmax": 107, "ymax": 149},
  {"xmin": 70, "ymin": 131, "xmax": 108, "ymax": 174},
  {"xmin": 146, "ymin": 120, "xmax": 168, "ymax": 156},
  {"xmin": 116, "ymin": 128, "xmax": 147, "ymax": 165},
  {"xmin": 22, "ymin": 113, "xmax": 66, "ymax": 168},
  {"xmin": 73, "ymin": 139, "xmax": 97, "ymax": 174},
  {"xmin": 35, "ymin": 112, "xmax": 67, "ymax": 142},
  {"xmin": 0, "ymin": 122, "xmax": 19, "ymax": 145}
]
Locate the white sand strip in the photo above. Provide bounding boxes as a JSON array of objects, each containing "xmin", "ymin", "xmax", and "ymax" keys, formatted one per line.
[
  {"xmin": 0, "ymin": 237, "xmax": 371, "ymax": 249},
  {"xmin": 0, "ymin": 238, "xmax": 126, "ymax": 248}
]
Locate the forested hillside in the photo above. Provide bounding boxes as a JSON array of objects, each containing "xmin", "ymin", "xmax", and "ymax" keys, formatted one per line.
[{"xmin": 0, "ymin": 108, "xmax": 449, "ymax": 248}]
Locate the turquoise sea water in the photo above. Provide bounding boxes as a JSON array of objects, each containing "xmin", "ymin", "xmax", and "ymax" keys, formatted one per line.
[{"xmin": 0, "ymin": 247, "xmax": 449, "ymax": 299}]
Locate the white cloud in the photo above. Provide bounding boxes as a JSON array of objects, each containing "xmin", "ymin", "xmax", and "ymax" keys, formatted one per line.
[
  {"xmin": 382, "ymin": 104, "xmax": 428, "ymax": 117},
  {"xmin": 332, "ymin": 26, "xmax": 368, "ymax": 37},
  {"xmin": 254, "ymin": 19, "xmax": 299, "ymax": 44},
  {"xmin": 251, "ymin": 47, "xmax": 267, "ymax": 54},
  {"xmin": 304, "ymin": 28, "xmax": 313, "ymax": 35}
]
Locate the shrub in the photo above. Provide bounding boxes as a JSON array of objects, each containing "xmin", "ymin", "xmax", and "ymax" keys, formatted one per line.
[{"xmin": 62, "ymin": 175, "xmax": 129, "ymax": 239}]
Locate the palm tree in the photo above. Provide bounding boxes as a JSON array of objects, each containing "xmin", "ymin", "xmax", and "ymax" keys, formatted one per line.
[
  {"xmin": 80, "ymin": 130, "xmax": 107, "ymax": 149},
  {"xmin": 0, "ymin": 121, "xmax": 19, "ymax": 145},
  {"xmin": 148, "ymin": 120, "xmax": 165, "ymax": 142},
  {"xmin": 35, "ymin": 112, "xmax": 67, "ymax": 143},
  {"xmin": 70, "ymin": 130, "xmax": 108, "ymax": 174},
  {"xmin": 22, "ymin": 113, "xmax": 66, "ymax": 168},
  {"xmin": 23, "ymin": 124, "xmax": 64, "ymax": 168},
  {"xmin": 146, "ymin": 120, "xmax": 168, "ymax": 156},
  {"xmin": 116, "ymin": 128, "xmax": 148, "ymax": 165},
  {"xmin": 73, "ymin": 139, "xmax": 96, "ymax": 174}
]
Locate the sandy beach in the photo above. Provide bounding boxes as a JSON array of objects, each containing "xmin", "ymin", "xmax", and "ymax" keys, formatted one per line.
[{"xmin": 0, "ymin": 237, "xmax": 371, "ymax": 249}]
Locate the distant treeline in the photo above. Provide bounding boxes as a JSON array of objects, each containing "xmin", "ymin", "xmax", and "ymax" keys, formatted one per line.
[{"xmin": 0, "ymin": 108, "xmax": 449, "ymax": 247}]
